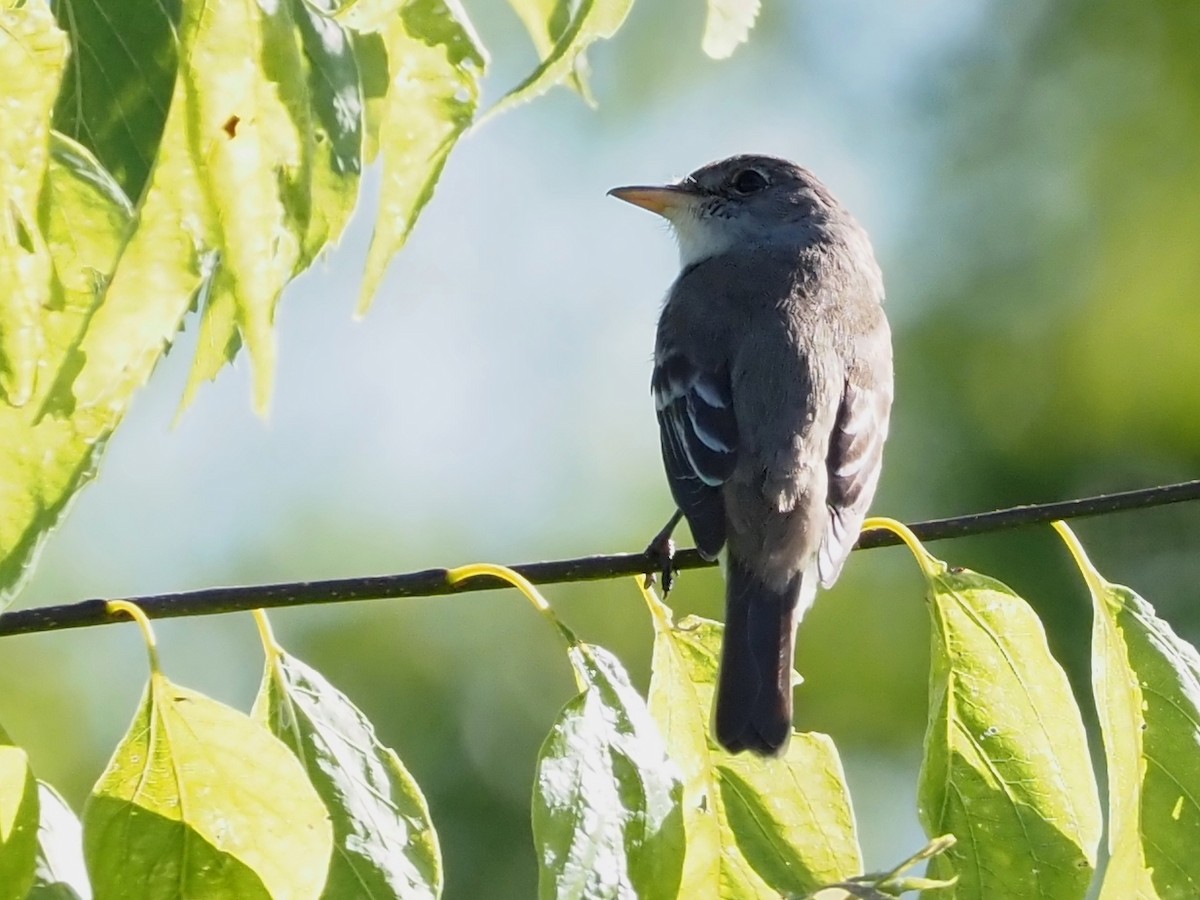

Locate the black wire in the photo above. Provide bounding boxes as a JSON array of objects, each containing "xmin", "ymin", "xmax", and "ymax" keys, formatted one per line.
[{"xmin": 1, "ymin": 479, "xmax": 1197, "ymax": 637}]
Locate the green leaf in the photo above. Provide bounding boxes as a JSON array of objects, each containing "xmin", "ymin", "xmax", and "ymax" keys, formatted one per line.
[
  {"xmin": 914, "ymin": 555, "xmax": 1102, "ymax": 899},
  {"xmin": 533, "ymin": 641, "xmax": 685, "ymax": 900},
  {"xmin": 0, "ymin": 132, "xmax": 133, "ymax": 602},
  {"xmin": 719, "ymin": 744, "xmax": 863, "ymax": 895},
  {"xmin": 357, "ymin": 0, "xmax": 486, "ymax": 313},
  {"xmin": 179, "ymin": 0, "xmax": 364, "ymax": 411},
  {"xmin": 647, "ymin": 611, "xmax": 727, "ymax": 894},
  {"xmin": 254, "ymin": 648, "xmax": 442, "ymax": 899},
  {"xmin": 331, "ymin": 0, "xmax": 407, "ymax": 32},
  {"xmin": 292, "ymin": 0, "xmax": 364, "ymax": 263},
  {"xmin": 1056, "ymin": 522, "xmax": 1200, "ymax": 900},
  {"xmin": 0, "ymin": 0, "xmax": 68, "ymax": 409},
  {"xmin": 53, "ymin": 0, "xmax": 368, "ymax": 419},
  {"xmin": 0, "ymin": 725, "xmax": 39, "ymax": 900},
  {"xmin": 28, "ymin": 782, "xmax": 89, "ymax": 900},
  {"xmin": 52, "ymin": 0, "xmax": 179, "ymax": 201},
  {"xmin": 169, "ymin": 0, "xmax": 316, "ymax": 413},
  {"xmin": 1, "ymin": 0, "xmax": 372, "ymax": 600},
  {"xmin": 507, "ymin": 0, "xmax": 594, "ymax": 103},
  {"xmin": 645, "ymin": 597, "xmax": 862, "ymax": 898},
  {"xmin": 352, "ymin": 29, "xmax": 390, "ymax": 164},
  {"xmin": 486, "ymin": 0, "xmax": 633, "ymax": 120},
  {"xmin": 84, "ymin": 675, "xmax": 333, "ymax": 898},
  {"xmin": 702, "ymin": 0, "xmax": 761, "ymax": 60}
]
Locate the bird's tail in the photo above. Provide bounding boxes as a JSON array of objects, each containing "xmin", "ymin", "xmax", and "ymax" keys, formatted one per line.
[{"xmin": 714, "ymin": 556, "xmax": 812, "ymax": 756}]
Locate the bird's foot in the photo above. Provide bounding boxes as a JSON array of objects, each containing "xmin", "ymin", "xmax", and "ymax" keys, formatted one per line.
[{"xmin": 643, "ymin": 528, "xmax": 678, "ymax": 595}]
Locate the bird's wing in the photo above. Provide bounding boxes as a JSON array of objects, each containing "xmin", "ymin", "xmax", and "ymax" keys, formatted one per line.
[
  {"xmin": 817, "ymin": 372, "xmax": 891, "ymax": 587},
  {"xmin": 652, "ymin": 348, "xmax": 738, "ymax": 558}
]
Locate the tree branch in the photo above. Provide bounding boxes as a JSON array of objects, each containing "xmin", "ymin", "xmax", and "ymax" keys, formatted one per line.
[{"xmin": 2, "ymin": 479, "xmax": 1197, "ymax": 638}]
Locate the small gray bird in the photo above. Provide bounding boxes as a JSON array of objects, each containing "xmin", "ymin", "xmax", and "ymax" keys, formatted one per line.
[{"xmin": 609, "ymin": 155, "xmax": 892, "ymax": 756}]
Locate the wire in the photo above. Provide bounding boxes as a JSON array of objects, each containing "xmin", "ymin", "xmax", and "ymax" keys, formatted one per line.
[{"xmin": 1, "ymin": 479, "xmax": 1197, "ymax": 638}]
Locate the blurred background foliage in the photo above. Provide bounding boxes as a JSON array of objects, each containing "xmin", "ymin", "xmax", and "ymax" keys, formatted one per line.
[{"xmin": 3, "ymin": 0, "xmax": 1199, "ymax": 896}]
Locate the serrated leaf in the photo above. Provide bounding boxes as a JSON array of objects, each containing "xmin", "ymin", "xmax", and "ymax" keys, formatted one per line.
[
  {"xmin": 52, "ymin": 0, "xmax": 179, "ymax": 202},
  {"xmin": 488, "ymin": 0, "xmax": 633, "ymax": 120},
  {"xmin": 702, "ymin": 0, "xmax": 761, "ymax": 60},
  {"xmin": 0, "ymin": 725, "xmax": 39, "ymax": 900},
  {"xmin": 180, "ymin": 0, "xmax": 363, "ymax": 412},
  {"xmin": 29, "ymin": 782, "xmax": 90, "ymax": 900},
  {"xmin": 0, "ymin": 0, "xmax": 68, "ymax": 408},
  {"xmin": 0, "ymin": 132, "xmax": 132, "ymax": 603},
  {"xmin": 83, "ymin": 675, "xmax": 333, "ymax": 898},
  {"xmin": 645, "ymin": 596, "xmax": 862, "ymax": 899},
  {"xmin": 254, "ymin": 649, "xmax": 442, "ymax": 899},
  {"xmin": 170, "ymin": 0, "xmax": 316, "ymax": 414},
  {"xmin": 1056, "ymin": 523, "xmax": 1200, "ymax": 900},
  {"xmin": 915, "ymin": 557, "xmax": 1101, "ymax": 899},
  {"xmin": 58, "ymin": 0, "xmax": 366, "ymax": 418},
  {"xmin": 507, "ymin": 0, "xmax": 594, "ymax": 103},
  {"xmin": 2, "ymin": 0, "xmax": 370, "ymax": 602},
  {"xmin": 357, "ymin": 0, "xmax": 486, "ymax": 313},
  {"xmin": 534, "ymin": 642, "xmax": 685, "ymax": 900},
  {"xmin": 292, "ymin": 0, "xmax": 364, "ymax": 262}
]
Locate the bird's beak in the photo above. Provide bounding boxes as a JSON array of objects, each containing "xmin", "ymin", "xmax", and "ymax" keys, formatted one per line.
[{"xmin": 607, "ymin": 184, "xmax": 697, "ymax": 217}]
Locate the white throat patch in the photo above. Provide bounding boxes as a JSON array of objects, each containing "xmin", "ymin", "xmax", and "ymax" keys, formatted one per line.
[{"xmin": 668, "ymin": 209, "xmax": 739, "ymax": 268}]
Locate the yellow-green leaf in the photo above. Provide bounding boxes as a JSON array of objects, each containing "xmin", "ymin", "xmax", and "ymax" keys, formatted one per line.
[
  {"xmin": 719, "ymin": 740, "xmax": 862, "ymax": 895},
  {"xmin": 55, "ymin": 0, "xmax": 367, "ymax": 419},
  {"xmin": 2, "ymin": 0, "xmax": 370, "ymax": 601},
  {"xmin": 1056, "ymin": 522, "xmax": 1200, "ymax": 900},
  {"xmin": 84, "ymin": 675, "xmax": 332, "ymax": 898},
  {"xmin": 292, "ymin": 0, "xmax": 364, "ymax": 263},
  {"xmin": 172, "ymin": 0, "xmax": 313, "ymax": 413},
  {"xmin": 0, "ymin": 725, "xmax": 39, "ymax": 900},
  {"xmin": 486, "ymin": 0, "xmax": 633, "ymax": 120},
  {"xmin": 255, "ymin": 649, "xmax": 442, "ymax": 899},
  {"xmin": 645, "ymin": 591, "xmax": 862, "ymax": 898},
  {"xmin": 352, "ymin": 29, "xmax": 390, "ymax": 165},
  {"xmin": 702, "ymin": 0, "xmax": 761, "ymax": 60},
  {"xmin": 0, "ymin": 133, "xmax": 132, "ymax": 603},
  {"xmin": 647, "ymin": 611, "xmax": 727, "ymax": 894},
  {"xmin": 507, "ymin": 0, "xmax": 594, "ymax": 103},
  {"xmin": 357, "ymin": 0, "xmax": 486, "ymax": 313},
  {"xmin": 534, "ymin": 642, "xmax": 685, "ymax": 900},
  {"xmin": 0, "ymin": 0, "xmax": 67, "ymax": 408},
  {"xmin": 915, "ymin": 555, "xmax": 1101, "ymax": 899},
  {"xmin": 180, "ymin": 0, "xmax": 363, "ymax": 412},
  {"xmin": 29, "ymin": 782, "xmax": 89, "ymax": 900}
]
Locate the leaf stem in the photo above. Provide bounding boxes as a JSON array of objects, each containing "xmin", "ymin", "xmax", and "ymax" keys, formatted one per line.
[
  {"xmin": 861, "ymin": 516, "xmax": 945, "ymax": 577},
  {"xmin": 446, "ymin": 563, "xmax": 577, "ymax": 647},
  {"xmin": 106, "ymin": 599, "xmax": 162, "ymax": 675},
  {"xmin": 252, "ymin": 608, "xmax": 282, "ymax": 658},
  {"xmin": 1050, "ymin": 520, "xmax": 1111, "ymax": 601}
]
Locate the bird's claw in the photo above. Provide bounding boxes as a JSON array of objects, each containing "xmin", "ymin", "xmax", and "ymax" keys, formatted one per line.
[{"xmin": 643, "ymin": 533, "xmax": 678, "ymax": 594}]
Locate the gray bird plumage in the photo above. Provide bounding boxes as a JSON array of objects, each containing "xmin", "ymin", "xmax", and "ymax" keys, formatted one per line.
[{"xmin": 611, "ymin": 155, "xmax": 893, "ymax": 755}]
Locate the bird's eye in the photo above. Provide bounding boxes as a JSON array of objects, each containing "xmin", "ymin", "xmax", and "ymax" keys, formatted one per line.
[{"xmin": 731, "ymin": 168, "xmax": 768, "ymax": 194}]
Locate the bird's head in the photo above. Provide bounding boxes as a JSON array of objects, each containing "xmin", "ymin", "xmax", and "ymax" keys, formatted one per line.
[{"xmin": 609, "ymin": 155, "xmax": 846, "ymax": 267}]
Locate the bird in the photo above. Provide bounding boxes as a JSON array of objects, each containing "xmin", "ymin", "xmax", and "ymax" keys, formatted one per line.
[{"xmin": 609, "ymin": 155, "xmax": 892, "ymax": 756}]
